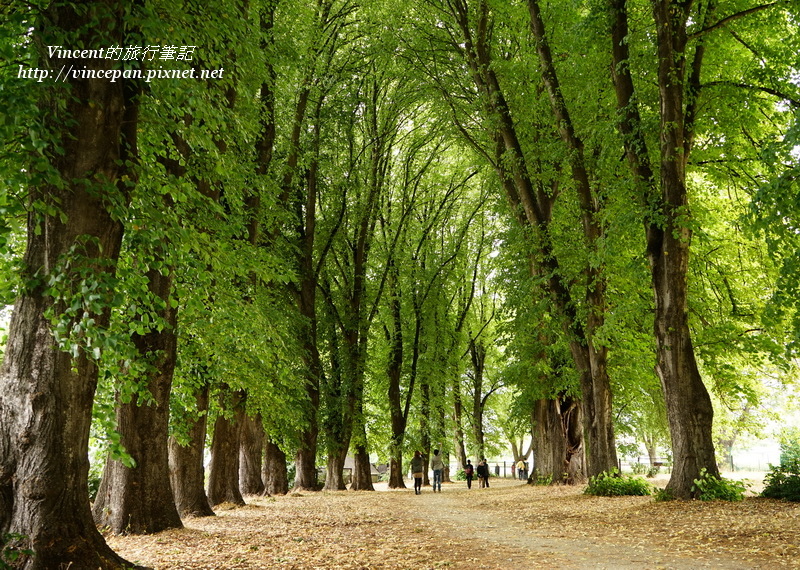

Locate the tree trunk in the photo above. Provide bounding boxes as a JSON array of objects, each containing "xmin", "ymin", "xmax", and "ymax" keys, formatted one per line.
[
  {"xmin": 470, "ymin": 338, "xmax": 487, "ymax": 460},
  {"xmin": 527, "ymin": 0, "xmax": 617, "ymax": 478},
  {"xmin": 453, "ymin": 378, "xmax": 468, "ymax": 470},
  {"xmin": 531, "ymin": 397, "xmax": 585, "ymax": 485},
  {"xmin": 323, "ymin": 451, "xmax": 348, "ymax": 491},
  {"xmin": 387, "ymin": 263, "xmax": 407, "ymax": 490},
  {"xmin": 388, "ymin": 455, "xmax": 406, "ymax": 489},
  {"xmin": 263, "ymin": 439, "xmax": 289, "ymax": 496},
  {"xmin": 609, "ymin": 0, "xmax": 718, "ymax": 498},
  {"xmin": 93, "ymin": 268, "xmax": 182, "ymax": 534},
  {"xmin": 420, "ymin": 380, "xmax": 431, "ymax": 487},
  {"xmin": 294, "ymin": 412, "xmax": 320, "ymax": 490},
  {"xmin": 291, "ymin": 269, "xmax": 321, "ymax": 492},
  {"xmin": 207, "ymin": 390, "xmax": 246, "ymax": 506},
  {"xmin": 568, "ymin": 338, "xmax": 617, "ymax": 477},
  {"xmin": 650, "ymin": 0, "xmax": 718, "ymax": 497},
  {"xmin": 350, "ymin": 441, "xmax": 375, "ymax": 491},
  {"xmin": 239, "ymin": 413, "xmax": 265, "ymax": 496},
  {"xmin": 349, "ymin": 378, "xmax": 374, "ymax": 491},
  {"xmin": 0, "ymin": 2, "xmax": 142, "ymax": 566},
  {"xmin": 321, "ymin": 320, "xmax": 353, "ymax": 492},
  {"xmin": 168, "ymin": 383, "xmax": 214, "ymax": 518}
]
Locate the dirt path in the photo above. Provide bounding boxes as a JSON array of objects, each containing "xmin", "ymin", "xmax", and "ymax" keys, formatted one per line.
[
  {"xmin": 106, "ymin": 478, "xmax": 799, "ymax": 569},
  {"xmin": 409, "ymin": 480, "xmax": 751, "ymax": 569}
]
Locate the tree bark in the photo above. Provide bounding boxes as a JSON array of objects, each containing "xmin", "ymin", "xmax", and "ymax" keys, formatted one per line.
[
  {"xmin": 452, "ymin": 376, "xmax": 468, "ymax": 471},
  {"xmin": 386, "ymin": 261, "xmax": 408, "ymax": 489},
  {"xmin": 609, "ymin": 0, "xmax": 718, "ymax": 497},
  {"xmin": 239, "ymin": 413, "xmax": 266, "ymax": 496},
  {"xmin": 527, "ymin": 0, "xmax": 617, "ymax": 477},
  {"xmin": 470, "ymin": 338, "xmax": 487, "ymax": 460},
  {"xmin": 263, "ymin": 439, "xmax": 289, "ymax": 496},
  {"xmin": 168, "ymin": 382, "xmax": 214, "ymax": 518},
  {"xmin": 350, "ymin": 441, "xmax": 375, "ymax": 491},
  {"xmin": 531, "ymin": 397, "xmax": 586, "ymax": 485},
  {"xmin": 92, "ymin": 268, "xmax": 182, "ymax": 534},
  {"xmin": 449, "ymin": 0, "xmax": 614, "ymax": 481},
  {"xmin": 207, "ymin": 390, "xmax": 246, "ymax": 506},
  {"xmin": 0, "ymin": 2, "xmax": 142, "ymax": 566}
]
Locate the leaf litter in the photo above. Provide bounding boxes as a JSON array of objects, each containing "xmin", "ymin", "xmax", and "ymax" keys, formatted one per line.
[{"xmin": 106, "ymin": 478, "xmax": 799, "ymax": 569}]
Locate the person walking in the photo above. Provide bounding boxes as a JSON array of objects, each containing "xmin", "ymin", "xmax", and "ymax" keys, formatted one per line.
[
  {"xmin": 431, "ymin": 449, "xmax": 444, "ymax": 492},
  {"xmin": 464, "ymin": 460, "xmax": 474, "ymax": 489},
  {"xmin": 476, "ymin": 458, "xmax": 487, "ymax": 488},
  {"xmin": 410, "ymin": 451, "xmax": 424, "ymax": 494},
  {"xmin": 517, "ymin": 459, "xmax": 526, "ymax": 481}
]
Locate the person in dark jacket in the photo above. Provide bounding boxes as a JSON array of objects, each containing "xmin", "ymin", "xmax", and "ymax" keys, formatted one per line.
[
  {"xmin": 410, "ymin": 451, "xmax": 424, "ymax": 494},
  {"xmin": 464, "ymin": 460, "xmax": 474, "ymax": 489},
  {"xmin": 477, "ymin": 458, "xmax": 490, "ymax": 488}
]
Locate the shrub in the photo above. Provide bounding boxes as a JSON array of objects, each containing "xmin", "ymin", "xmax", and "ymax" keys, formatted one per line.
[
  {"xmin": 630, "ymin": 462, "xmax": 647, "ymax": 476},
  {"xmin": 691, "ymin": 468, "xmax": 746, "ymax": 501},
  {"xmin": 761, "ymin": 434, "xmax": 800, "ymax": 502},
  {"xmin": 761, "ymin": 464, "xmax": 800, "ymax": 501},
  {"xmin": 653, "ymin": 488, "xmax": 675, "ymax": 502},
  {"xmin": 584, "ymin": 470, "xmax": 652, "ymax": 497},
  {"xmin": 453, "ymin": 469, "xmax": 466, "ymax": 481}
]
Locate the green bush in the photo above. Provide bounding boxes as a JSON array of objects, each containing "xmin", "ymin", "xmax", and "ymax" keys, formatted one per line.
[
  {"xmin": 453, "ymin": 469, "xmax": 466, "ymax": 481},
  {"xmin": 653, "ymin": 488, "xmax": 675, "ymax": 502},
  {"xmin": 761, "ymin": 434, "xmax": 800, "ymax": 502},
  {"xmin": 691, "ymin": 468, "xmax": 746, "ymax": 501},
  {"xmin": 630, "ymin": 462, "xmax": 647, "ymax": 475},
  {"xmin": 584, "ymin": 470, "xmax": 652, "ymax": 497}
]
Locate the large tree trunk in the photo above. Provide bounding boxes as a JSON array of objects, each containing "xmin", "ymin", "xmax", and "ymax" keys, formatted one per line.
[
  {"xmin": 527, "ymin": 0, "xmax": 617, "ymax": 478},
  {"xmin": 323, "ymin": 451, "xmax": 348, "ymax": 491},
  {"xmin": 386, "ymin": 265, "xmax": 407, "ymax": 490},
  {"xmin": 321, "ymin": 323, "xmax": 352, "ymax": 492},
  {"xmin": 608, "ymin": 0, "xmax": 718, "ymax": 497},
  {"xmin": 349, "ymin": 372, "xmax": 374, "ymax": 491},
  {"xmin": 0, "ymin": 2, "xmax": 141, "ymax": 566},
  {"xmin": 207, "ymin": 390, "xmax": 246, "ymax": 506},
  {"xmin": 531, "ymin": 397, "xmax": 585, "ymax": 485},
  {"xmin": 169, "ymin": 383, "xmax": 214, "ymax": 518},
  {"xmin": 470, "ymin": 337, "xmax": 487, "ymax": 460},
  {"xmin": 263, "ymin": 439, "xmax": 289, "ymax": 495},
  {"xmin": 239, "ymin": 413, "xmax": 265, "ymax": 496},
  {"xmin": 350, "ymin": 441, "xmax": 375, "ymax": 491},
  {"xmin": 420, "ymin": 380, "xmax": 432, "ymax": 487},
  {"xmin": 93, "ymin": 268, "xmax": 182, "ymax": 534}
]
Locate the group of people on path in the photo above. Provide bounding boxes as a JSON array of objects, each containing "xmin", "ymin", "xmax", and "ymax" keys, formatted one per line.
[
  {"xmin": 464, "ymin": 458, "xmax": 491, "ymax": 489},
  {"xmin": 411, "ymin": 451, "xmax": 495, "ymax": 492},
  {"xmin": 411, "ymin": 449, "xmax": 446, "ymax": 494}
]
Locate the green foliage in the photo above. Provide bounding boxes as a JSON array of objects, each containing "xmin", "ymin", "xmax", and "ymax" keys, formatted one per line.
[
  {"xmin": 0, "ymin": 533, "xmax": 33, "ymax": 569},
  {"xmin": 761, "ymin": 430, "xmax": 800, "ymax": 502},
  {"xmin": 584, "ymin": 470, "xmax": 652, "ymax": 497},
  {"xmin": 691, "ymin": 468, "xmax": 746, "ymax": 501},
  {"xmin": 653, "ymin": 488, "xmax": 676, "ymax": 502},
  {"xmin": 630, "ymin": 462, "xmax": 647, "ymax": 476},
  {"xmin": 531, "ymin": 473, "xmax": 553, "ymax": 486}
]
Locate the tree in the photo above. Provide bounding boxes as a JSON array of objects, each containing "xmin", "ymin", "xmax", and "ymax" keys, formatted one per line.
[
  {"xmin": 608, "ymin": 0, "xmax": 797, "ymax": 496},
  {"xmin": 0, "ymin": 1, "xmax": 141, "ymax": 566}
]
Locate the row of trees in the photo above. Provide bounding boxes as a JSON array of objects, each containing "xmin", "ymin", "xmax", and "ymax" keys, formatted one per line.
[{"xmin": 1, "ymin": 0, "xmax": 798, "ymax": 568}]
